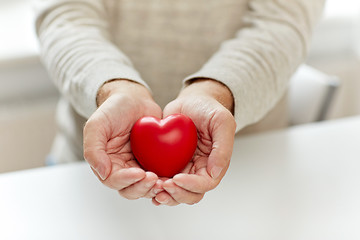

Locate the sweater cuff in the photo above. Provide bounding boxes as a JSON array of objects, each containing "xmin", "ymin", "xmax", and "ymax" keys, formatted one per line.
[{"xmin": 72, "ymin": 61, "xmax": 150, "ymax": 119}]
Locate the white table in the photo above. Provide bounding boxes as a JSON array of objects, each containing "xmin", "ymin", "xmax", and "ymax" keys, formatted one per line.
[{"xmin": 1, "ymin": 117, "xmax": 360, "ymax": 240}]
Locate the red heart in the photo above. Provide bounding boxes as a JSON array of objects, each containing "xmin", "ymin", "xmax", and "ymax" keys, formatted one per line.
[{"xmin": 130, "ymin": 114, "xmax": 197, "ymax": 178}]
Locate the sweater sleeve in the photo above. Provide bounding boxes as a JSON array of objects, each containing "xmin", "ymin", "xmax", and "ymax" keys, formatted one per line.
[
  {"xmin": 184, "ymin": 0, "xmax": 325, "ymax": 132},
  {"xmin": 34, "ymin": 0, "xmax": 149, "ymax": 118}
]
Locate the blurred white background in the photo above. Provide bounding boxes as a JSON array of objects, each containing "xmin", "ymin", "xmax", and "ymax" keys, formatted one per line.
[
  {"xmin": 0, "ymin": 0, "xmax": 58, "ymax": 173},
  {"xmin": 307, "ymin": 0, "xmax": 360, "ymax": 119},
  {"xmin": 0, "ymin": 0, "xmax": 359, "ymax": 173}
]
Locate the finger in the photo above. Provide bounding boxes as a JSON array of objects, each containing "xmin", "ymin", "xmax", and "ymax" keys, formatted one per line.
[
  {"xmin": 152, "ymin": 197, "xmax": 161, "ymax": 206},
  {"xmin": 83, "ymin": 118, "xmax": 112, "ymax": 181},
  {"xmin": 163, "ymin": 180, "xmax": 204, "ymax": 205},
  {"xmin": 119, "ymin": 172, "xmax": 158, "ymax": 200},
  {"xmin": 172, "ymin": 170, "xmax": 215, "ymax": 193},
  {"xmin": 144, "ymin": 179, "xmax": 164, "ymax": 198},
  {"xmin": 207, "ymin": 112, "xmax": 236, "ymax": 179},
  {"xmin": 103, "ymin": 167, "xmax": 146, "ymax": 190},
  {"xmin": 155, "ymin": 191, "xmax": 179, "ymax": 206},
  {"xmin": 162, "ymin": 101, "xmax": 179, "ymax": 118},
  {"xmin": 180, "ymin": 161, "xmax": 195, "ymax": 174}
]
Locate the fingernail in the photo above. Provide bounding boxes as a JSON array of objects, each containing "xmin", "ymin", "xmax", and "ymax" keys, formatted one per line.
[
  {"xmin": 157, "ymin": 197, "xmax": 168, "ymax": 204},
  {"xmin": 94, "ymin": 165, "xmax": 107, "ymax": 180},
  {"xmin": 211, "ymin": 166, "xmax": 223, "ymax": 179}
]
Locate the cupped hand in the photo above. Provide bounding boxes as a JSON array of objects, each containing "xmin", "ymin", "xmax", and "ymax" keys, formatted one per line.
[
  {"xmin": 83, "ymin": 80, "xmax": 163, "ymax": 200},
  {"xmin": 153, "ymin": 79, "xmax": 236, "ymax": 206}
]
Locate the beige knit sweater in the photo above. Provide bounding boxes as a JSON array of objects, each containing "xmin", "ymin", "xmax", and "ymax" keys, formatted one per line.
[{"xmin": 34, "ymin": 0, "xmax": 324, "ymax": 163}]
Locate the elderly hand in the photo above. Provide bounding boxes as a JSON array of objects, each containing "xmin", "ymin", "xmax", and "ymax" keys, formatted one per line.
[
  {"xmin": 83, "ymin": 80, "xmax": 163, "ymax": 200},
  {"xmin": 153, "ymin": 79, "xmax": 236, "ymax": 206}
]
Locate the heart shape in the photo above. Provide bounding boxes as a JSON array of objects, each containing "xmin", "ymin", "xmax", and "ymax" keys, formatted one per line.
[{"xmin": 130, "ymin": 114, "xmax": 197, "ymax": 178}]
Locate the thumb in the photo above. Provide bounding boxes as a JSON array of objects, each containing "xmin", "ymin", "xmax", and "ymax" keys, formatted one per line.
[
  {"xmin": 83, "ymin": 119, "xmax": 112, "ymax": 181},
  {"xmin": 207, "ymin": 114, "xmax": 236, "ymax": 179}
]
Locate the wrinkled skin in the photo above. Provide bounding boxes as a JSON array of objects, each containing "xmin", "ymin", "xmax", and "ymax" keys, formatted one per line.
[
  {"xmin": 84, "ymin": 80, "xmax": 164, "ymax": 200},
  {"xmin": 153, "ymin": 87, "xmax": 236, "ymax": 206},
  {"xmin": 84, "ymin": 79, "xmax": 236, "ymax": 205}
]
